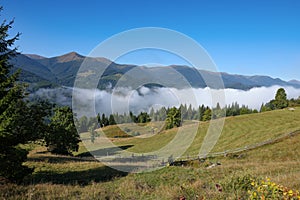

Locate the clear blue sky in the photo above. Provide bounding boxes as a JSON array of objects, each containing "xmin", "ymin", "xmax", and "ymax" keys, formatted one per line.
[{"xmin": 2, "ymin": 0, "xmax": 300, "ymax": 81}]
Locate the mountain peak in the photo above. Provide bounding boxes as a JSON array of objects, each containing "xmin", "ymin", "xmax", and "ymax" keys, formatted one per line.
[
  {"xmin": 56, "ymin": 52, "xmax": 84, "ymax": 63},
  {"xmin": 65, "ymin": 51, "xmax": 82, "ymax": 57}
]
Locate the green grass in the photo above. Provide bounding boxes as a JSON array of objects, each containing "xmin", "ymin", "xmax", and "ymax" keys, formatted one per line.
[
  {"xmin": 87, "ymin": 107, "xmax": 300, "ymax": 157},
  {"xmin": 2, "ymin": 108, "xmax": 300, "ymax": 199}
]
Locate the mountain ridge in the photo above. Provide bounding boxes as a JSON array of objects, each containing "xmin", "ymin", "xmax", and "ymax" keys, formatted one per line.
[
  {"xmin": 10, "ymin": 52, "xmax": 300, "ymax": 91},
  {"xmin": 25, "ymin": 54, "xmax": 47, "ymax": 60},
  {"xmin": 289, "ymin": 80, "xmax": 300, "ymax": 85}
]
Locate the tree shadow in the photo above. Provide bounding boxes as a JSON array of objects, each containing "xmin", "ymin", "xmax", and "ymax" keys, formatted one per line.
[
  {"xmin": 23, "ymin": 145, "xmax": 139, "ymax": 185},
  {"xmin": 27, "ymin": 145, "xmax": 135, "ymax": 164},
  {"xmin": 77, "ymin": 145, "xmax": 162, "ymax": 166},
  {"xmin": 109, "ymin": 154, "xmax": 158, "ymax": 163},
  {"xmin": 27, "ymin": 155, "xmax": 97, "ymax": 163},
  {"xmin": 76, "ymin": 144, "xmax": 134, "ymax": 157},
  {"xmin": 25, "ymin": 165, "xmax": 128, "ymax": 186},
  {"xmin": 23, "ymin": 144, "xmax": 161, "ymax": 185}
]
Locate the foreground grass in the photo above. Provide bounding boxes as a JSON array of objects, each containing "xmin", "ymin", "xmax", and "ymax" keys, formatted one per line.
[{"xmin": 1, "ymin": 109, "xmax": 300, "ymax": 199}]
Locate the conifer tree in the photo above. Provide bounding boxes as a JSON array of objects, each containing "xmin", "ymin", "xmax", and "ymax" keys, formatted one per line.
[{"xmin": 0, "ymin": 11, "xmax": 34, "ymax": 182}]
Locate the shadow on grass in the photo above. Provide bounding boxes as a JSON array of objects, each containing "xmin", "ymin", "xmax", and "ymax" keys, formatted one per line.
[
  {"xmin": 25, "ymin": 165, "xmax": 128, "ymax": 186},
  {"xmin": 27, "ymin": 145, "xmax": 134, "ymax": 164},
  {"xmin": 76, "ymin": 144, "xmax": 134, "ymax": 157},
  {"xmin": 23, "ymin": 145, "xmax": 138, "ymax": 185},
  {"xmin": 27, "ymin": 155, "xmax": 97, "ymax": 163},
  {"xmin": 76, "ymin": 145, "xmax": 159, "ymax": 165}
]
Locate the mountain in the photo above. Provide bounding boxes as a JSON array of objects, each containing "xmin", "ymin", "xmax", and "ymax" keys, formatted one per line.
[
  {"xmin": 24, "ymin": 54, "xmax": 47, "ymax": 60},
  {"xmin": 9, "ymin": 52, "xmax": 300, "ymax": 91},
  {"xmin": 10, "ymin": 54, "xmax": 57, "ymax": 81},
  {"xmin": 289, "ymin": 80, "xmax": 300, "ymax": 86},
  {"xmin": 34, "ymin": 52, "xmax": 87, "ymax": 86},
  {"xmin": 219, "ymin": 73, "xmax": 294, "ymax": 90}
]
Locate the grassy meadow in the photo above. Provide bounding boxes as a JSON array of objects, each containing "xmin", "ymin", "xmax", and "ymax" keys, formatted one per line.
[{"xmin": 1, "ymin": 108, "xmax": 300, "ymax": 199}]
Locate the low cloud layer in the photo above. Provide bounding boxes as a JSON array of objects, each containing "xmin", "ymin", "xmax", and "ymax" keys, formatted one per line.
[{"xmin": 31, "ymin": 86, "xmax": 300, "ymax": 117}]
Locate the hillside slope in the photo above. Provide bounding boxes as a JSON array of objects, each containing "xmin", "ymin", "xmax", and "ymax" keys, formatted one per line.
[{"xmin": 89, "ymin": 108, "xmax": 300, "ymax": 157}]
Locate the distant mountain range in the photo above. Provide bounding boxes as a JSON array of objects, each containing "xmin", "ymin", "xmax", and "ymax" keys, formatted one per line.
[{"xmin": 9, "ymin": 52, "xmax": 300, "ymax": 91}]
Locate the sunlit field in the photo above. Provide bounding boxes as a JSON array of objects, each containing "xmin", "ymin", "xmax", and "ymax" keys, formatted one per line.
[{"xmin": 1, "ymin": 108, "xmax": 300, "ymax": 199}]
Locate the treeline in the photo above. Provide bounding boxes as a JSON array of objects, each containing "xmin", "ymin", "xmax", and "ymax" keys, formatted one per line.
[
  {"xmin": 78, "ymin": 88, "xmax": 298, "ymax": 133},
  {"xmin": 77, "ymin": 111, "xmax": 151, "ymax": 133},
  {"xmin": 77, "ymin": 102, "xmax": 259, "ymax": 133},
  {"xmin": 289, "ymin": 97, "xmax": 300, "ymax": 107}
]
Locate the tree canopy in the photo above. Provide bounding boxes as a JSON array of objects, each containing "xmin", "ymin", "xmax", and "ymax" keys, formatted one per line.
[
  {"xmin": 165, "ymin": 107, "xmax": 181, "ymax": 130},
  {"xmin": 45, "ymin": 106, "xmax": 80, "ymax": 155},
  {"xmin": 274, "ymin": 88, "xmax": 288, "ymax": 109}
]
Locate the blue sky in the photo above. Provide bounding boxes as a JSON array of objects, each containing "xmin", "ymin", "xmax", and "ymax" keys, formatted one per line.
[{"xmin": 2, "ymin": 0, "xmax": 300, "ymax": 81}]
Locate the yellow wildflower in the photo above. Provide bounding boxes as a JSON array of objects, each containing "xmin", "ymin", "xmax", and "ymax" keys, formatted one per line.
[
  {"xmin": 271, "ymin": 182, "xmax": 276, "ymax": 187},
  {"xmin": 257, "ymin": 187, "xmax": 260, "ymax": 192},
  {"xmin": 253, "ymin": 192, "xmax": 257, "ymax": 197},
  {"xmin": 283, "ymin": 192, "xmax": 287, "ymax": 196}
]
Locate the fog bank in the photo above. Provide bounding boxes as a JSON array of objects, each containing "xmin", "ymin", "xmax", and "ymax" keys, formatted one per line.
[{"xmin": 31, "ymin": 86, "xmax": 300, "ymax": 116}]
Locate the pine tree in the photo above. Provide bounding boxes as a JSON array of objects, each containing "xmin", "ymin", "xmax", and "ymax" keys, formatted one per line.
[
  {"xmin": 158, "ymin": 107, "xmax": 167, "ymax": 121},
  {"xmin": 101, "ymin": 113, "xmax": 109, "ymax": 127},
  {"xmin": 0, "ymin": 12, "xmax": 34, "ymax": 182},
  {"xmin": 199, "ymin": 104, "xmax": 205, "ymax": 121},
  {"xmin": 202, "ymin": 108, "xmax": 212, "ymax": 121},
  {"xmin": 137, "ymin": 112, "xmax": 151, "ymax": 123},
  {"xmin": 89, "ymin": 122, "xmax": 98, "ymax": 143},
  {"xmin": 187, "ymin": 104, "xmax": 193, "ymax": 120},
  {"xmin": 88, "ymin": 116, "xmax": 98, "ymax": 128},
  {"xmin": 149, "ymin": 107, "xmax": 155, "ymax": 121},
  {"xmin": 165, "ymin": 107, "xmax": 181, "ymax": 129},
  {"xmin": 109, "ymin": 114, "xmax": 116, "ymax": 125},
  {"xmin": 97, "ymin": 113, "xmax": 101, "ymax": 127},
  {"xmin": 78, "ymin": 115, "xmax": 88, "ymax": 132},
  {"xmin": 180, "ymin": 104, "xmax": 188, "ymax": 120}
]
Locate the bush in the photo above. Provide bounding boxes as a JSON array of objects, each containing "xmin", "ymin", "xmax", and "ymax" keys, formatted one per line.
[{"xmin": 223, "ymin": 174, "xmax": 257, "ymax": 199}]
